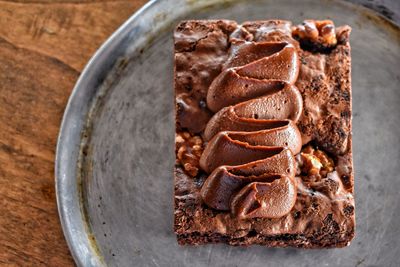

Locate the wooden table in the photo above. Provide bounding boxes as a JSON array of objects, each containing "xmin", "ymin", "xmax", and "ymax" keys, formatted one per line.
[{"xmin": 0, "ymin": 1, "xmax": 147, "ymax": 265}]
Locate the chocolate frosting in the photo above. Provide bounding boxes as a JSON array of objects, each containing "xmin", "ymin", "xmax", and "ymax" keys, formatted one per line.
[
  {"xmin": 204, "ymin": 83, "xmax": 303, "ymax": 141},
  {"xmin": 207, "ymin": 42, "xmax": 299, "ymax": 112},
  {"xmin": 200, "ymin": 148, "xmax": 296, "ymax": 210},
  {"xmin": 231, "ymin": 175, "xmax": 296, "ymax": 219},
  {"xmin": 199, "ymin": 36, "xmax": 303, "ymax": 219},
  {"xmin": 200, "ymin": 121, "xmax": 301, "ymax": 173}
]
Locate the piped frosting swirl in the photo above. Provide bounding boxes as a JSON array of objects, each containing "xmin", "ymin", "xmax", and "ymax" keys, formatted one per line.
[{"xmin": 199, "ymin": 29, "xmax": 303, "ymax": 219}]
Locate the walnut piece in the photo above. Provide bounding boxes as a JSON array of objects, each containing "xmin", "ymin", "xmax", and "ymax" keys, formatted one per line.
[
  {"xmin": 302, "ymin": 153, "xmax": 323, "ymax": 176},
  {"xmin": 298, "ymin": 145, "xmax": 334, "ymax": 180},
  {"xmin": 176, "ymin": 132, "xmax": 204, "ymax": 177},
  {"xmin": 292, "ymin": 20, "xmax": 337, "ymax": 47}
]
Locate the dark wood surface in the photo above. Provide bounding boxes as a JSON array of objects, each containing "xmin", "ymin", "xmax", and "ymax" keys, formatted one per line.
[{"xmin": 0, "ymin": 1, "xmax": 147, "ymax": 265}]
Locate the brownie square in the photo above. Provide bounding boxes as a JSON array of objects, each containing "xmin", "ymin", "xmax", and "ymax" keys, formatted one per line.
[{"xmin": 174, "ymin": 19, "xmax": 355, "ymax": 248}]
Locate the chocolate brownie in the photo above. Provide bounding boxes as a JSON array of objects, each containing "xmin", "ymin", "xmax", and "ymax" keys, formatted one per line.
[{"xmin": 174, "ymin": 19, "xmax": 354, "ymax": 248}]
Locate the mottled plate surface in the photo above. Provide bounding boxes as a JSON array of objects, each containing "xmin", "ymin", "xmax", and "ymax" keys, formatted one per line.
[{"xmin": 56, "ymin": 0, "xmax": 400, "ymax": 266}]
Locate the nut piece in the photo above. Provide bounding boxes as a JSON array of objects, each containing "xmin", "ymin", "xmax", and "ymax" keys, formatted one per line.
[
  {"xmin": 176, "ymin": 131, "xmax": 204, "ymax": 177},
  {"xmin": 175, "ymin": 134, "xmax": 185, "ymax": 145},
  {"xmin": 292, "ymin": 20, "xmax": 337, "ymax": 47},
  {"xmin": 301, "ymin": 153, "xmax": 323, "ymax": 176},
  {"xmin": 184, "ymin": 163, "xmax": 198, "ymax": 177},
  {"xmin": 298, "ymin": 145, "xmax": 335, "ymax": 180},
  {"xmin": 314, "ymin": 149, "xmax": 334, "ymax": 176}
]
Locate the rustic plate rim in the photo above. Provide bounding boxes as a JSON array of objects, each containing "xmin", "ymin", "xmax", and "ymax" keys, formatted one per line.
[{"xmin": 55, "ymin": 1, "xmax": 158, "ymax": 266}]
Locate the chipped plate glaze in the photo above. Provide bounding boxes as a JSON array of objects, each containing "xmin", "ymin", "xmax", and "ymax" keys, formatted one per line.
[{"xmin": 56, "ymin": 0, "xmax": 400, "ymax": 266}]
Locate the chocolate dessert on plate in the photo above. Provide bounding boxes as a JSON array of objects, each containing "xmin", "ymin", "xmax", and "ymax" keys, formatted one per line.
[{"xmin": 174, "ymin": 19, "xmax": 354, "ymax": 248}]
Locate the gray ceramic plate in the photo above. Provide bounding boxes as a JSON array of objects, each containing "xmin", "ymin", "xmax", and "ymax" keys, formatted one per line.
[{"xmin": 55, "ymin": 0, "xmax": 400, "ymax": 266}]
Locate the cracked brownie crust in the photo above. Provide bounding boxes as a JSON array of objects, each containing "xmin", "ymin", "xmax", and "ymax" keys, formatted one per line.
[{"xmin": 174, "ymin": 20, "xmax": 355, "ymax": 248}]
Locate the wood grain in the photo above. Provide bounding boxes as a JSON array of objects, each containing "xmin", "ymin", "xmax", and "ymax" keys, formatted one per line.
[{"xmin": 0, "ymin": 0, "xmax": 147, "ymax": 265}]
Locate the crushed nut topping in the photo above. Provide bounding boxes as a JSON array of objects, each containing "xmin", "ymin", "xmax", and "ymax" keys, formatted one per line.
[
  {"xmin": 176, "ymin": 132, "xmax": 204, "ymax": 177},
  {"xmin": 292, "ymin": 20, "xmax": 337, "ymax": 47},
  {"xmin": 298, "ymin": 145, "xmax": 334, "ymax": 180}
]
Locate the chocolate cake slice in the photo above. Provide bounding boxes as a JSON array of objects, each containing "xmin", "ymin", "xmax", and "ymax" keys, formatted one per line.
[{"xmin": 174, "ymin": 19, "xmax": 354, "ymax": 248}]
